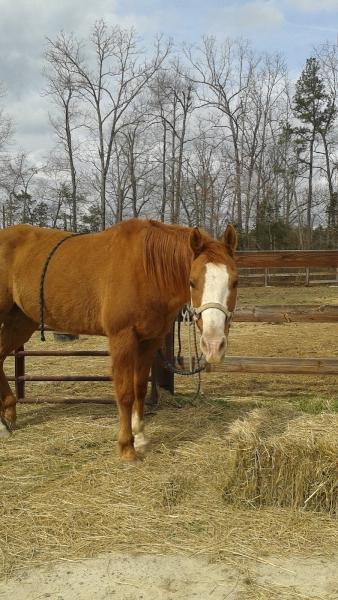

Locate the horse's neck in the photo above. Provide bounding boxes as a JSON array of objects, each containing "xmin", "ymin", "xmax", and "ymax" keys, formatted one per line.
[{"xmin": 143, "ymin": 224, "xmax": 192, "ymax": 302}]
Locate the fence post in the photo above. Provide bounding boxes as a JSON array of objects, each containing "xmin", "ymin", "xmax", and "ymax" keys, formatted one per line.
[
  {"xmin": 14, "ymin": 346, "xmax": 25, "ymax": 400},
  {"xmin": 264, "ymin": 268, "xmax": 270, "ymax": 286},
  {"xmin": 305, "ymin": 267, "xmax": 310, "ymax": 286}
]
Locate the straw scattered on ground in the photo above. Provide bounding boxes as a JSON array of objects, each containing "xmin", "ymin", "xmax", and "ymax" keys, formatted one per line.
[
  {"xmin": 0, "ymin": 286, "xmax": 337, "ymax": 595},
  {"xmin": 1, "ymin": 395, "xmax": 338, "ymax": 583}
]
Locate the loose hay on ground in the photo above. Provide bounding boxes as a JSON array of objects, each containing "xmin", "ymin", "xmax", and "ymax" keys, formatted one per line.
[
  {"xmin": 1, "ymin": 286, "xmax": 338, "ymax": 583},
  {"xmin": 1, "ymin": 397, "xmax": 338, "ymax": 582},
  {"xmin": 225, "ymin": 407, "xmax": 338, "ymax": 515}
]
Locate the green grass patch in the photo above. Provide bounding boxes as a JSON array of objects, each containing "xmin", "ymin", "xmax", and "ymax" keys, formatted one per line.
[{"xmin": 296, "ymin": 396, "xmax": 338, "ymax": 414}]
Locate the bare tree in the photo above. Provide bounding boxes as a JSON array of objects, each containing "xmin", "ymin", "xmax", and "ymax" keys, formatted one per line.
[
  {"xmin": 46, "ymin": 21, "xmax": 170, "ymax": 229},
  {"xmin": 148, "ymin": 65, "xmax": 194, "ymax": 223},
  {"xmin": 185, "ymin": 37, "xmax": 258, "ymax": 233},
  {"xmin": 43, "ymin": 44, "xmax": 84, "ymax": 231},
  {"xmin": 0, "ymin": 82, "xmax": 14, "ymax": 222},
  {"xmin": 0, "ymin": 83, "xmax": 12, "ymax": 153},
  {"xmin": 0, "ymin": 154, "xmax": 39, "ymax": 226}
]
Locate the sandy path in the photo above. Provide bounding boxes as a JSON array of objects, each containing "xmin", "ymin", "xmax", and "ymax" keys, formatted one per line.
[{"xmin": 0, "ymin": 553, "xmax": 337, "ymax": 600}]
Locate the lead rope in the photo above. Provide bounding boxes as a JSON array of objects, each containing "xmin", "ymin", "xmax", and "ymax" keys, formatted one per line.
[
  {"xmin": 192, "ymin": 313, "xmax": 203, "ymax": 399},
  {"xmin": 185, "ymin": 308, "xmax": 193, "ymax": 372},
  {"xmin": 157, "ymin": 307, "xmax": 206, "ymax": 376}
]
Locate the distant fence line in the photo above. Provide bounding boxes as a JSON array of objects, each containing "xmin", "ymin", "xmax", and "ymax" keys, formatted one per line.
[{"xmin": 236, "ymin": 249, "xmax": 338, "ymax": 286}]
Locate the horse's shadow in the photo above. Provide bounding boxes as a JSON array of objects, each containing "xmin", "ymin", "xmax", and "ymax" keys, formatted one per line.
[
  {"xmin": 14, "ymin": 396, "xmax": 258, "ymax": 452},
  {"xmin": 16, "ymin": 400, "xmax": 118, "ymax": 429}
]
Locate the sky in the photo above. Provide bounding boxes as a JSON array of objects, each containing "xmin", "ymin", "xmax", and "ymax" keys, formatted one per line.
[{"xmin": 0, "ymin": 0, "xmax": 338, "ymax": 160}]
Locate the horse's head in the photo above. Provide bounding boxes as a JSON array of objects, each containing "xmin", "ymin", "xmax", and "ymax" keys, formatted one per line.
[{"xmin": 189, "ymin": 225, "xmax": 238, "ymax": 364}]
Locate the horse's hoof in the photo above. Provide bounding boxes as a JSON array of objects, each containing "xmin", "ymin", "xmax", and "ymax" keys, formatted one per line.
[
  {"xmin": 0, "ymin": 421, "xmax": 11, "ymax": 439},
  {"xmin": 2, "ymin": 408, "xmax": 16, "ymax": 429},
  {"xmin": 122, "ymin": 450, "xmax": 138, "ymax": 461},
  {"xmin": 118, "ymin": 443, "xmax": 138, "ymax": 462},
  {"xmin": 134, "ymin": 437, "xmax": 150, "ymax": 455}
]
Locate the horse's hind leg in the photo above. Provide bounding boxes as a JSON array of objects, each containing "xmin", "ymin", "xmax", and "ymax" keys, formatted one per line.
[{"xmin": 0, "ymin": 306, "xmax": 37, "ymax": 434}]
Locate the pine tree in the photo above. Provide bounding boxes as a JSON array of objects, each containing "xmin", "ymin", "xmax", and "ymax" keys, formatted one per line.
[{"xmin": 292, "ymin": 57, "xmax": 336, "ymax": 247}]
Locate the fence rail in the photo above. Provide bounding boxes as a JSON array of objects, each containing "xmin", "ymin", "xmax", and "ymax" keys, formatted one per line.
[
  {"xmin": 235, "ymin": 250, "xmax": 338, "ymax": 268},
  {"xmin": 9, "ymin": 343, "xmax": 160, "ymax": 404},
  {"xmin": 233, "ymin": 304, "xmax": 338, "ymax": 323},
  {"xmin": 206, "ymin": 357, "xmax": 338, "ymax": 375}
]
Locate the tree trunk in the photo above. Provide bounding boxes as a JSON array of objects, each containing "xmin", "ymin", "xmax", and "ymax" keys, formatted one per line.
[
  {"xmin": 160, "ymin": 117, "xmax": 167, "ymax": 222},
  {"xmin": 307, "ymin": 131, "xmax": 315, "ymax": 248}
]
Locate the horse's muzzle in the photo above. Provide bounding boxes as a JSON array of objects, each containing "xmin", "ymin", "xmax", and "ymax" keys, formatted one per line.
[{"xmin": 200, "ymin": 335, "xmax": 227, "ymax": 364}]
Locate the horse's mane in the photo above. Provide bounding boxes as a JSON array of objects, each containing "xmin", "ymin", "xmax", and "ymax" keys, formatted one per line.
[{"xmin": 143, "ymin": 221, "xmax": 193, "ymax": 292}]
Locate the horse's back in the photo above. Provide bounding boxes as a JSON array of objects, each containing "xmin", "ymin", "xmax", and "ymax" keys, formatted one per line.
[
  {"xmin": 0, "ymin": 224, "xmax": 35, "ymax": 280},
  {"xmin": 0, "ymin": 225, "xmax": 65, "ymax": 276},
  {"xmin": 0, "ymin": 225, "xmax": 69, "ymax": 318}
]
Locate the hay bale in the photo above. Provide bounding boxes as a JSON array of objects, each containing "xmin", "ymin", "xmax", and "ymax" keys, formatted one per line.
[{"xmin": 225, "ymin": 407, "xmax": 338, "ymax": 515}]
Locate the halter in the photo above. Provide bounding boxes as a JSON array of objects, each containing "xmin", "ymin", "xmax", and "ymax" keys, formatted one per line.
[
  {"xmin": 188, "ymin": 302, "xmax": 233, "ymax": 323},
  {"xmin": 192, "ymin": 302, "xmax": 233, "ymax": 321},
  {"xmin": 157, "ymin": 302, "xmax": 233, "ymax": 379}
]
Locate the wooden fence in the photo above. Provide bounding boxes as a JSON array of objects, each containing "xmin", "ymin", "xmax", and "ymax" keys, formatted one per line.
[
  {"xmin": 156, "ymin": 250, "xmax": 338, "ymax": 392},
  {"xmin": 8, "ymin": 250, "xmax": 338, "ymax": 402},
  {"xmin": 10, "ymin": 346, "xmax": 160, "ymax": 405},
  {"xmin": 236, "ymin": 249, "xmax": 338, "ymax": 268},
  {"xmin": 237, "ymin": 249, "xmax": 338, "ymax": 287}
]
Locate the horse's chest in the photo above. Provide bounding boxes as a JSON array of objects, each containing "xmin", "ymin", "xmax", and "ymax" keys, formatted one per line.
[{"xmin": 135, "ymin": 308, "xmax": 176, "ymax": 340}]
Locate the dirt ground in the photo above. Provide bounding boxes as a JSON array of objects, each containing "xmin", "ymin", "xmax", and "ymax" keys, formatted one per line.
[
  {"xmin": 1, "ymin": 552, "xmax": 338, "ymax": 599},
  {"xmin": 1, "ymin": 286, "xmax": 337, "ymax": 600}
]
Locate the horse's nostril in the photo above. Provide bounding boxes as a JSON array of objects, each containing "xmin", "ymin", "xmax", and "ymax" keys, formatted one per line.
[{"xmin": 219, "ymin": 339, "xmax": 226, "ymax": 352}]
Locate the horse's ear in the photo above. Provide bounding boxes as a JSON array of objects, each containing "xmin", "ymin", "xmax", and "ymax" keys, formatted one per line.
[
  {"xmin": 190, "ymin": 227, "xmax": 204, "ymax": 257},
  {"xmin": 222, "ymin": 224, "xmax": 237, "ymax": 255}
]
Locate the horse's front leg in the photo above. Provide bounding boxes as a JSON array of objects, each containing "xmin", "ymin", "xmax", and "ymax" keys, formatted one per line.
[
  {"xmin": 109, "ymin": 329, "xmax": 137, "ymax": 461},
  {"xmin": 132, "ymin": 338, "xmax": 161, "ymax": 454}
]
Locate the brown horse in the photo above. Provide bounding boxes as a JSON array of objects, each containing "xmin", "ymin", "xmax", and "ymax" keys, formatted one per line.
[{"xmin": 0, "ymin": 218, "xmax": 237, "ymax": 459}]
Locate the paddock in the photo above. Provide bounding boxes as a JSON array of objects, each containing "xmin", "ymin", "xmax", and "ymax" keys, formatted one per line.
[{"xmin": 1, "ymin": 282, "xmax": 338, "ymax": 599}]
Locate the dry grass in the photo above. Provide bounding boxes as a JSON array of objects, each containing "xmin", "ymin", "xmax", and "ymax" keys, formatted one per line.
[
  {"xmin": 1, "ymin": 395, "xmax": 338, "ymax": 583},
  {"xmin": 225, "ymin": 407, "xmax": 338, "ymax": 515},
  {"xmin": 1, "ymin": 286, "xmax": 338, "ymax": 583}
]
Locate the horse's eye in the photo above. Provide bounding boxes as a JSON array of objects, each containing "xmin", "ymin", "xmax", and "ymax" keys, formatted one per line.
[{"xmin": 190, "ymin": 281, "xmax": 195, "ymax": 289}]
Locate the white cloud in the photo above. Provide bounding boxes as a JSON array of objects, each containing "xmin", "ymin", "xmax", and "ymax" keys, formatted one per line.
[
  {"xmin": 288, "ymin": 0, "xmax": 338, "ymax": 11},
  {"xmin": 215, "ymin": 1, "xmax": 284, "ymax": 33},
  {"xmin": 0, "ymin": 0, "xmax": 165, "ymax": 156}
]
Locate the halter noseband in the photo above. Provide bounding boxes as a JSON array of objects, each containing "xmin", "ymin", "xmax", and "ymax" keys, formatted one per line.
[{"xmin": 188, "ymin": 302, "xmax": 233, "ymax": 322}]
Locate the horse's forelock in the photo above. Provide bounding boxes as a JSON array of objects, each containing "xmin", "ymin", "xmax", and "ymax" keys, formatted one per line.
[{"xmin": 202, "ymin": 239, "xmax": 235, "ymax": 265}]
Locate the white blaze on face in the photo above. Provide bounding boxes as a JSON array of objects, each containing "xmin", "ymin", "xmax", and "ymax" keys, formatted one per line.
[
  {"xmin": 201, "ymin": 263, "xmax": 230, "ymax": 336},
  {"xmin": 198, "ymin": 263, "xmax": 231, "ymax": 363}
]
